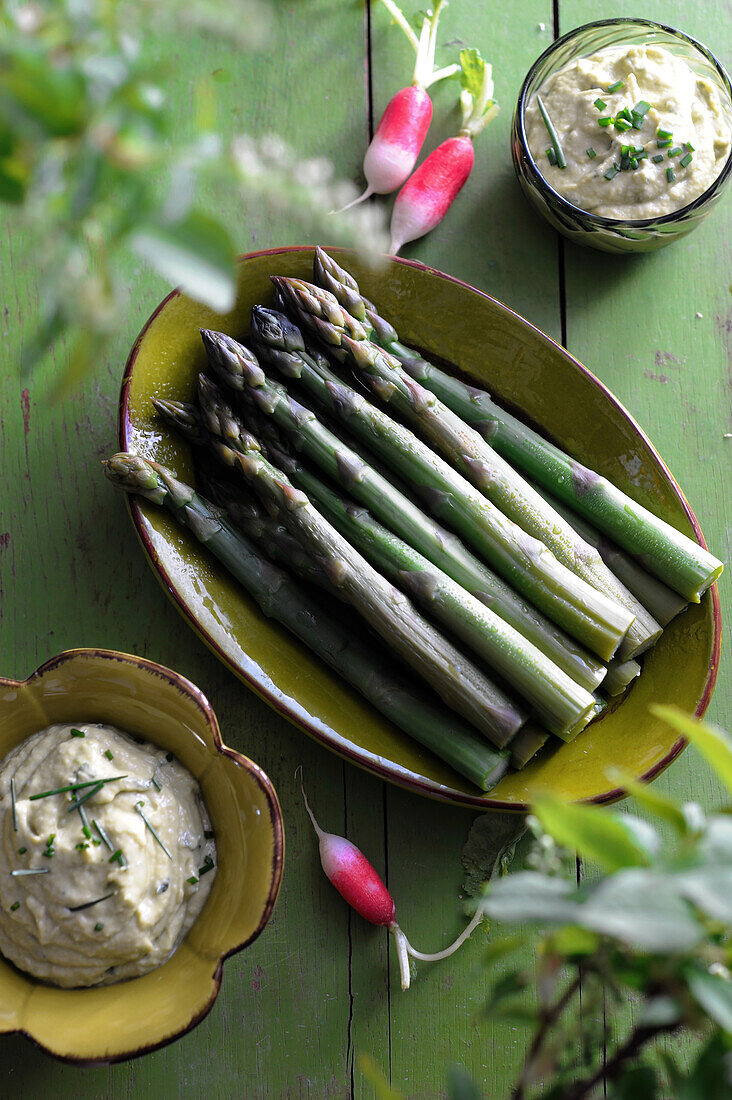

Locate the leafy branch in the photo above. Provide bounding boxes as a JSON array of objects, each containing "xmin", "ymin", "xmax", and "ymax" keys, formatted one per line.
[
  {"xmin": 361, "ymin": 707, "xmax": 732, "ymax": 1099},
  {"xmin": 1, "ymin": 0, "xmax": 387, "ymax": 395}
]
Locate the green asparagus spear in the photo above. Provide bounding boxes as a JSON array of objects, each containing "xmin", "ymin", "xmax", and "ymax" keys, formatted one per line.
[
  {"xmin": 272, "ymin": 277, "xmax": 634, "ymax": 662},
  {"xmin": 527, "ymin": 479, "xmax": 688, "ymax": 628},
  {"xmin": 293, "ymin": 286, "xmax": 658, "ymax": 660},
  {"xmin": 508, "ymin": 723, "xmax": 549, "ymax": 769},
  {"xmin": 102, "ymin": 453, "xmax": 510, "ymax": 790},
  {"xmin": 312, "ymin": 249, "xmax": 723, "ymax": 603},
  {"xmin": 148, "ymin": 409, "xmax": 336, "ymax": 595},
  {"xmin": 189, "ymin": 384, "xmax": 595, "ymax": 738},
  {"xmin": 603, "ymin": 658, "xmax": 641, "ymax": 697},
  {"xmin": 184, "ymin": 438, "xmax": 528, "ymax": 747},
  {"xmin": 207, "ymin": 313, "xmax": 607, "ymax": 692},
  {"xmin": 302, "ymin": 263, "xmax": 656, "ymax": 658}
]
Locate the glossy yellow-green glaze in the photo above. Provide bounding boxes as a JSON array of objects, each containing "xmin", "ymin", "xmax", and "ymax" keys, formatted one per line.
[
  {"xmin": 120, "ymin": 247, "xmax": 720, "ymax": 811},
  {"xmin": 0, "ymin": 649, "xmax": 284, "ymax": 1063}
]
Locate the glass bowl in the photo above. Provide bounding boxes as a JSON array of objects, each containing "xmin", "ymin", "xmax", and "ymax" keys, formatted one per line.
[{"xmin": 511, "ymin": 18, "xmax": 732, "ymax": 253}]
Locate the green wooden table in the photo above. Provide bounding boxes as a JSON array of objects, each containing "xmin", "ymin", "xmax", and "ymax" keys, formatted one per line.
[{"xmin": 1, "ymin": 2, "xmax": 730, "ymax": 1096}]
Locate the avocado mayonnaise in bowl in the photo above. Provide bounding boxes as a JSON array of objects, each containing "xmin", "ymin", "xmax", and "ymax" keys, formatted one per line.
[
  {"xmin": 512, "ymin": 19, "xmax": 732, "ymax": 252},
  {"xmin": 0, "ymin": 648, "xmax": 283, "ymax": 1063}
]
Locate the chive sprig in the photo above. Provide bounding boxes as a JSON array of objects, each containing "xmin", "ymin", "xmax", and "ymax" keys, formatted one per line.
[{"xmin": 536, "ymin": 94, "xmax": 567, "ymax": 169}]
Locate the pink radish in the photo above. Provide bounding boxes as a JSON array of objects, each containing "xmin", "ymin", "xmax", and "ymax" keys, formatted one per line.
[
  {"xmin": 300, "ymin": 771, "xmax": 483, "ymax": 990},
  {"xmin": 389, "ymin": 47, "xmax": 498, "ymax": 254},
  {"xmin": 335, "ymin": 0, "xmax": 459, "ymax": 213}
]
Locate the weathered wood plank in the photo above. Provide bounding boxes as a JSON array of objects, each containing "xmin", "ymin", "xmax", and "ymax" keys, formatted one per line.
[{"xmin": 362, "ymin": 3, "xmax": 558, "ymax": 1096}]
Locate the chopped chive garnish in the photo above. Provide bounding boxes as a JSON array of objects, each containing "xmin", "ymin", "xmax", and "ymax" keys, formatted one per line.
[
  {"xmin": 667, "ymin": 166, "xmax": 675, "ymax": 182},
  {"xmin": 92, "ymin": 838, "xmax": 101, "ymax": 846},
  {"xmin": 598, "ymin": 116, "xmax": 614, "ymax": 127},
  {"xmin": 616, "ymin": 107, "xmax": 632, "ymax": 122},
  {"xmin": 187, "ymin": 876, "xmax": 199, "ymax": 885},
  {"xmin": 684, "ymin": 141, "xmax": 695, "ymax": 151},
  {"xmin": 165, "ymin": 752, "xmax": 174, "ymax": 763},
  {"xmin": 135, "ymin": 801, "xmax": 173, "ymax": 860},
  {"xmin": 11, "ymin": 868, "xmax": 50, "ymax": 876},
  {"xmin": 633, "ymin": 100, "xmax": 651, "ymax": 116},
  {"xmin": 109, "ymin": 848, "xmax": 127, "ymax": 868},
  {"xmin": 70, "ymin": 728, "xmax": 85, "ymax": 738},
  {"xmin": 68, "ymin": 892, "xmax": 115, "ymax": 912},
  {"xmin": 29, "ymin": 775, "xmax": 128, "ymax": 801},
  {"xmin": 17, "ymin": 847, "xmax": 26, "ymax": 855},
  {"xmin": 630, "ymin": 158, "xmax": 639, "ymax": 169},
  {"xmin": 652, "ymin": 153, "xmax": 664, "ymax": 163},
  {"xmin": 668, "ymin": 146, "xmax": 683, "ymax": 157},
  {"xmin": 620, "ymin": 154, "xmax": 631, "ymax": 170},
  {"xmin": 10, "ymin": 778, "xmax": 18, "ymax": 832},
  {"xmin": 70, "ymin": 790, "xmax": 92, "ymax": 833},
  {"xmin": 94, "ymin": 923, "xmax": 104, "ymax": 932},
  {"xmin": 614, "ymin": 118, "xmax": 632, "ymax": 133},
  {"xmin": 657, "ymin": 138, "xmax": 672, "ymax": 148},
  {"xmin": 104, "ymin": 750, "xmax": 113, "ymax": 761},
  {"xmin": 607, "ymin": 80, "xmax": 623, "ymax": 93},
  {"xmin": 92, "ymin": 818, "xmax": 113, "ymax": 851},
  {"xmin": 204, "ymin": 830, "xmax": 215, "ymax": 840},
  {"xmin": 66, "ymin": 781, "xmax": 104, "ymax": 811},
  {"xmin": 198, "ymin": 855, "xmax": 215, "ymax": 876},
  {"xmin": 604, "ymin": 163, "xmax": 620, "ymax": 180},
  {"xmin": 82, "ymin": 824, "xmax": 91, "ymax": 839},
  {"xmin": 657, "ymin": 128, "xmax": 673, "ymax": 140},
  {"xmin": 546, "ymin": 146, "xmax": 557, "ymax": 166},
  {"xmin": 75, "ymin": 842, "xmax": 89, "ymax": 850},
  {"xmin": 620, "ymin": 144, "xmax": 630, "ymax": 156},
  {"xmin": 680, "ymin": 152, "xmax": 693, "ymax": 167},
  {"xmin": 536, "ymin": 94, "xmax": 567, "ymax": 169},
  {"xmin": 10, "ymin": 902, "xmax": 19, "ymax": 911},
  {"xmin": 594, "ymin": 98, "xmax": 606, "ymax": 110},
  {"xmin": 586, "ymin": 147, "xmax": 597, "ymax": 159}
]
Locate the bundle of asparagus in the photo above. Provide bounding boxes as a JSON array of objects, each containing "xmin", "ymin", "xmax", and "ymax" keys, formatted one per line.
[{"xmin": 106, "ymin": 248, "xmax": 723, "ymax": 793}]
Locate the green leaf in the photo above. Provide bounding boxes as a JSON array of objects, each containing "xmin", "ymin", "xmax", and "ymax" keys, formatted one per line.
[
  {"xmin": 546, "ymin": 924, "xmax": 600, "ymax": 957},
  {"xmin": 446, "ymin": 1065, "xmax": 483, "ymax": 1100},
  {"xmin": 130, "ymin": 210, "xmax": 236, "ymax": 313},
  {"xmin": 480, "ymin": 931, "xmax": 526, "ymax": 968},
  {"xmin": 607, "ymin": 768, "xmax": 691, "ymax": 835},
  {"xmin": 357, "ymin": 1053, "xmax": 404, "ymax": 1100},
  {"xmin": 671, "ymin": 866, "xmax": 732, "ymax": 921},
  {"xmin": 661, "ymin": 1029, "xmax": 732, "ymax": 1099},
  {"xmin": 479, "ymin": 871, "xmax": 577, "ymax": 924},
  {"xmin": 651, "ymin": 706, "xmax": 732, "ymax": 797},
  {"xmin": 607, "ymin": 1064, "xmax": 659, "ymax": 1100},
  {"xmin": 461, "ymin": 812, "xmax": 527, "ymax": 896},
  {"xmin": 0, "ymin": 45, "xmax": 87, "ymax": 137},
  {"xmin": 685, "ymin": 964, "xmax": 732, "ymax": 1034},
  {"xmin": 637, "ymin": 994, "xmax": 682, "ymax": 1028},
  {"xmin": 532, "ymin": 793, "xmax": 656, "ymax": 873},
  {"xmin": 485, "ymin": 969, "xmax": 529, "ymax": 1012},
  {"xmin": 0, "ymin": 155, "xmax": 28, "ymax": 204},
  {"xmin": 459, "ymin": 48, "xmax": 485, "ymax": 98},
  {"xmin": 582, "ymin": 869, "xmax": 703, "ymax": 952}
]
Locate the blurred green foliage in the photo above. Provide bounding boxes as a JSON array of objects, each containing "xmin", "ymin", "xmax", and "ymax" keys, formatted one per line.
[
  {"xmin": 0, "ymin": 0, "xmax": 387, "ymax": 393},
  {"xmin": 362, "ymin": 706, "xmax": 732, "ymax": 1099}
]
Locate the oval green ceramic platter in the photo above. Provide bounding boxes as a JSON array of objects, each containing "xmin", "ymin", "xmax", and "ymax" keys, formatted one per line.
[{"xmin": 119, "ymin": 247, "xmax": 721, "ymax": 811}]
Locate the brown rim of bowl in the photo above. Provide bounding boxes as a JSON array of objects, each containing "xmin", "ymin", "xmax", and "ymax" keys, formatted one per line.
[
  {"xmin": 0, "ymin": 647, "xmax": 284, "ymax": 1065},
  {"xmin": 118, "ymin": 245, "xmax": 722, "ymax": 812},
  {"xmin": 515, "ymin": 17, "xmax": 732, "ymax": 230}
]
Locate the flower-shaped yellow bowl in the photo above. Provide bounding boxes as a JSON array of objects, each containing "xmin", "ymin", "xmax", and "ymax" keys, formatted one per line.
[{"xmin": 0, "ymin": 648, "xmax": 283, "ymax": 1064}]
